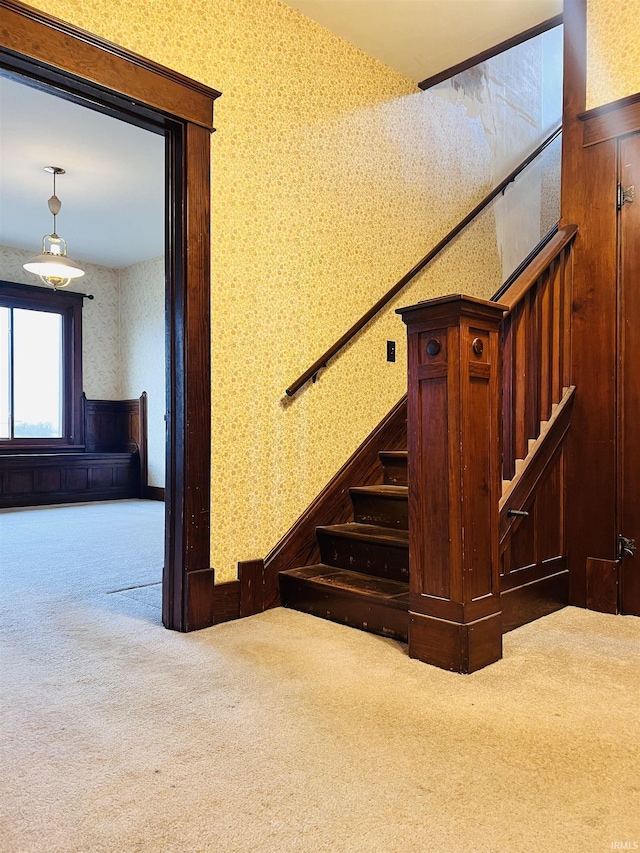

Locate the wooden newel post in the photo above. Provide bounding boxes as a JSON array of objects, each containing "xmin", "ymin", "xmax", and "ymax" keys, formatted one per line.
[{"xmin": 397, "ymin": 295, "xmax": 506, "ymax": 673}]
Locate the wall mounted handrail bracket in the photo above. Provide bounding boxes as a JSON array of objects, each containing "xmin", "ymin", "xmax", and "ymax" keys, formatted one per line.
[{"xmin": 285, "ymin": 125, "xmax": 562, "ymax": 398}]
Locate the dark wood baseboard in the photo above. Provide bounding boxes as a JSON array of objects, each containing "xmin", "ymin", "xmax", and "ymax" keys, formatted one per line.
[
  {"xmin": 501, "ymin": 569, "xmax": 569, "ymax": 632},
  {"xmin": 184, "ymin": 571, "xmax": 240, "ymax": 631},
  {"xmin": 408, "ymin": 610, "xmax": 503, "ymax": 673},
  {"xmin": 238, "ymin": 559, "xmax": 265, "ymax": 617},
  {"xmin": 585, "ymin": 557, "xmax": 618, "ymax": 614},
  {"xmin": 145, "ymin": 486, "xmax": 165, "ymax": 501}
]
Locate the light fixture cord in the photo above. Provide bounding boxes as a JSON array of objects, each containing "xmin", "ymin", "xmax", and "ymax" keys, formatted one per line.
[{"xmin": 52, "ymin": 170, "xmax": 57, "ymax": 236}]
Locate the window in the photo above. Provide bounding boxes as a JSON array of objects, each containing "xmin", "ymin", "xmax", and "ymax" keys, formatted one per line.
[{"xmin": 0, "ymin": 281, "xmax": 84, "ymax": 449}]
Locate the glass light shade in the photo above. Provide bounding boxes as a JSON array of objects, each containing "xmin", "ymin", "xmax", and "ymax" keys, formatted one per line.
[{"xmin": 23, "ymin": 234, "xmax": 85, "ymax": 289}]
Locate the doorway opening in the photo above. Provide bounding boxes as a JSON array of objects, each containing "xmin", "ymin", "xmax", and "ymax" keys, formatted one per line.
[
  {"xmin": 0, "ymin": 69, "xmax": 167, "ymax": 615},
  {"xmin": 0, "ymin": 0, "xmax": 221, "ymax": 631}
]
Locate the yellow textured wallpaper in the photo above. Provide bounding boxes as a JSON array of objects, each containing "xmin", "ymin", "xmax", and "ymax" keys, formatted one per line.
[
  {"xmin": 25, "ymin": 0, "xmax": 539, "ymax": 582},
  {"xmin": 586, "ymin": 0, "xmax": 640, "ymax": 109}
]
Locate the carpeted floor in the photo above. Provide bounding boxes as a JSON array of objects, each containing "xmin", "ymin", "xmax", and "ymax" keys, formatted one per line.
[{"xmin": 0, "ymin": 500, "xmax": 639, "ymax": 853}]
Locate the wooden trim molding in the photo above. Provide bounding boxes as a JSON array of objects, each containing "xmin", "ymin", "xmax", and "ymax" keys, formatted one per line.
[
  {"xmin": 579, "ymin": 92, "xmax": 640, "ymax": 147},
  {"xmin": 238, "ymin": 560, "xmax": 265, "ymax": 617},
  {"xmin": 0, "ymin": 0, "xmax": 220, "ymax": 128},
  {"xmin": 0, "ymin": 0, "xmax": 219, "ymax": 632},
  {"xmin": 145, "ymin": 486, "xmax": 165, "ymax": 502},
  {"xmin": 0, "ymin": 279, "xmax": 84, "ymax": 449},
  {"xmin": 418, "ymin": 14, "xmax": 563, "ymax": 90},
  {"xmin": 501, "ymin": 570, "xmax": 569, "ymax": 632},
  {"xmin": 185, "ymin": 576, "xmax": 240, "ymax": 632}
]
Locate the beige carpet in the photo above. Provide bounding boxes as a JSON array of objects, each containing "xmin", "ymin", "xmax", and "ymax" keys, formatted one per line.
[{"xmin": 1, "ymin": 502, "xmax": 639, "ymax": 852}]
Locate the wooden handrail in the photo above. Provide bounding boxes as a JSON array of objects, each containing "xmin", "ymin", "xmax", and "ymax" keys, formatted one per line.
[{"xmin": 285, "ymin": 125, "xmax": 562, "ymax": 397}]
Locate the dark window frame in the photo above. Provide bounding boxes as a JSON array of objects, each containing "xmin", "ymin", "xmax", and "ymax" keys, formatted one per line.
[{"xmin": 0, "ymin": 279, "xmax": 84, "ymax": 451}]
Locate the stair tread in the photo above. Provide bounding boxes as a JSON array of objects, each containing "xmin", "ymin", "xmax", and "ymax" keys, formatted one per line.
[
  {"xmin": 317, "ymin": 522, "xmax": 409, "ymax": 546},
  {"xmin": 349, "ymin": 485, "xmax": 408, "ymax": 498},
  {"xmin": 280, "ymin": 564, "xmax": 409, "ymax": 605},
  {"xmin": 379, "ymin": 451, "xmax": 407, "ymax": 458}
]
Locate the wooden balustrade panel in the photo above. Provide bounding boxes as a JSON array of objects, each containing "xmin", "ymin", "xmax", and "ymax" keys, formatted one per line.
[
  {"xmin": 526, "ymin": 283, "xmax": 542, "ymax": 444},
  {"xmin": 501, "ymin": 236, "xmax": 574, "ymax": 486},
  {"xmin": 502, "ymin": 314, "xmax": 516, "ymax": 480},
  {"xmin": 539, "ymin": 263, "xmax": 554, "ymax": 423},
  {"xmin": 513, "ymin": 299, "xmax": 529, "ymax": 461},
  {"xmin": 500, "ymin": 448, "xmax": 568, "ymax": 632},
  {"xmin": 415, "ymin": 333, "xmax": 452, "ymax": 599}
]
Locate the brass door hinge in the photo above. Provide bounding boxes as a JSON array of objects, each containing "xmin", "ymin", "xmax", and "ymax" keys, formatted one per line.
[
  {"xmin": 618, "ymin": 534, "xmax": 636, "ymax": 560},
  {"xmin": 618, "ymin": 184, "xmax": 635, "ymax": 209}
]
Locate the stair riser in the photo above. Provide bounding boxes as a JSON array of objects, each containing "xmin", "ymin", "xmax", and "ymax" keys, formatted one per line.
[
  {"xmin": 351, "ymin": 492, "xmax": 408, "ymax": 529},
  {"xmin": 381, "ymin": 460, "xmax": 407, "ymax": 486},
  {"xmin": 318, "ymin": 531, "xmax": 409, "ymax": 581},
  {"xmin": 280, "ymin": 574, "xmax": 408, "ymax": 642}
]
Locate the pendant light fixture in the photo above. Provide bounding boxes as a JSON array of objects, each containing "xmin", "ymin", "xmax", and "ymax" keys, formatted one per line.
[{"xmin": 23, "ymin": 166, "xmax": 85, "ymax": 290}]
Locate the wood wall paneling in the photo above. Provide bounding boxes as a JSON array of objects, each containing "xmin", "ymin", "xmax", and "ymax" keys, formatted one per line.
[
  {"xmin": 0, "ymin": 452, "xmax": 140, "ymax": 507},
  {"xmin": 0, "ymin": 395, "xmax": 147, "ymax": 507},
  {"xmin": 561, "ymin": 0, "xmax": 618, "ymax": 606},
  {"xmin": 619, "ymin": 132, "xmax": 640, "ymax": 617},
  {"xmin": 501, "ymin": 571, "xmax": 569, "ymax": 633},
  {"xmin": 499, "ymin": 448, "xmax": 569, "ymax": 631}
]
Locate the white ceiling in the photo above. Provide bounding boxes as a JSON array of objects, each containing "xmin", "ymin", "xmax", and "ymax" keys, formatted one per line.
[
  {"xmin": 0, "ymin": 73, "xmax": 165, "ymax": 269},
  {"xmin": 281, "ymin": 0, "xmax": 562, "ymax": 84}
]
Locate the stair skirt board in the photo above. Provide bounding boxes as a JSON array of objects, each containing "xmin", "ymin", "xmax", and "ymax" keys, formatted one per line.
[{"xmin": 501, "ymin": 569, "xmax": 570, "ymax": 633}]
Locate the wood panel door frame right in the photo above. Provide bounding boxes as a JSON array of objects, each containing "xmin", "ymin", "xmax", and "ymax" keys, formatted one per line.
[
  {"xmin": 562, "ymin": 0, "xmax": 640, "ymax": 608},
  {"xmin": 617, "ymin": 130, "xmax": 640, "ymax": 615}
]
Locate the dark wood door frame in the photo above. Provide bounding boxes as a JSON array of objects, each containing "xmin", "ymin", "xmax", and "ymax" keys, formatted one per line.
[{"xmin": 0, "ymin": 0, "xmax": 221, "ymax": 631}]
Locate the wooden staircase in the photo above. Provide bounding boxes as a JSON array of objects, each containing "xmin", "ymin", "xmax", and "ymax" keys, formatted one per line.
[
  {"xmin": 279, "ymin": 451, "xmax": 410, "ymax": 641},
  {"xmin": 275, "ymin": 227, "xmax": 577, "ymax": 670}
]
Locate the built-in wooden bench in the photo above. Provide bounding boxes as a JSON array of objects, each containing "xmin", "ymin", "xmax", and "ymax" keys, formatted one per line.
[{"xmin": 0, "ymin": 394, "xmax": 148, "ymax": 508}]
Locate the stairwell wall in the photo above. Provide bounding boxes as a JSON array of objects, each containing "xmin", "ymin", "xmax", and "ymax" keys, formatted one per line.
[
  {"xmin": 586, "ymin": 0, "xmax": 640, "ymax": 110},
  {"xmin": 25, "ymin": 0, "xmax": 556, "ymax": 582}
]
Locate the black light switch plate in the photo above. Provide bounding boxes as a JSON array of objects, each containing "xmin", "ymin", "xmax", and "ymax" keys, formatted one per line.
[{"xmin": 387, "ymin": 340, "xmax": 396, "ymax": 362}]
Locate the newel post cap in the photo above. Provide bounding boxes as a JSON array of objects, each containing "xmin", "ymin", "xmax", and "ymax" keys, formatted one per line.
[{"xmin": 396, "ymin": 294, "xmax": 508, "ymax": 327}]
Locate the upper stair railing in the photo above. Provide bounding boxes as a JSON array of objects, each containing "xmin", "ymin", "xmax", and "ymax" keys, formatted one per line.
[{"xmin": 285, "ymin": 125, "xmax": 562, "ymax": 398}]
